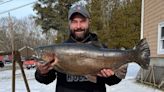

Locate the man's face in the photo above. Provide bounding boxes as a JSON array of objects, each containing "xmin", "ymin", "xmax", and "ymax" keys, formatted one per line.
[{"xmin": 69, "ymin": 13, "xmax": 89, "ymax": 41}]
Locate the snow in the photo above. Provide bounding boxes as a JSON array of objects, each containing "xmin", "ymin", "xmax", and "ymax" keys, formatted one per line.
[{"xmin": 0, "ymin": 63, "xmax": 163, "ymax": 92}]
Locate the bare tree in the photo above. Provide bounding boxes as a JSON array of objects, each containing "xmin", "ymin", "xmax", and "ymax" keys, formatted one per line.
[{"xmin": 0, "ymin": 16, "xmax": 54, "ymax": 52}]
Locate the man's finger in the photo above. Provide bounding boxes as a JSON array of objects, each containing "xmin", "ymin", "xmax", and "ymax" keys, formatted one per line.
[
  {"xmin": 97, "ymin": 73, "xmax": 103, "ymax": 77},
  {"xmin": 44, "ymin": 60, "xmax": 52, "ymax": 66},
  {"xmin": 51, "ymin": 56, "xmax": 58, "ymax": 66},
  {"xmin": 48, "ymin": 66, "xmax": 54, "ymax": 70},
  {"xmin": 103, "ymin": 69, "xmax": 113, "ymax": 77},
  {"xmin": 107, "ymin": 69, "xmax": 114, "ymax": 75},
  {"xmin": 104, "ymin": 70, "xmax": 112, "ymax": 77},
  {"xmin": 101, "ymin": 69, "xmax": 108, "ymax": 77}
]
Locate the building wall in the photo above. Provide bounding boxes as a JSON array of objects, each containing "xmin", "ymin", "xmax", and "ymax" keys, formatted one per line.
[{"xmin": 143, "ymin": 0, "xmax": 164, "ymax": 57}]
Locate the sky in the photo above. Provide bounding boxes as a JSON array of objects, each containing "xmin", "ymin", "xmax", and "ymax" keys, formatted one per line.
[
  {"xmin": 0, "ymin": 0, "xmax": 88, "ymax": 19},
  {"xmin": 0, "ymin": 0, "xmax": 36, "ymax": 19}
]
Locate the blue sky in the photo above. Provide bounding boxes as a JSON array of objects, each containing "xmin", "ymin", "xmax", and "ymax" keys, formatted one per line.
[
  {"xmin": 0, "ymin": 0, "xmax": 87, "ymax": 19},
  {"xmin": 0, "ymin": 0, "xmax": 36, "ymax": 19}
]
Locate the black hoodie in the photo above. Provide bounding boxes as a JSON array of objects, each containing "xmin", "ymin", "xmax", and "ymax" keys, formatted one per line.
[{"xmin": 35, "ymin": 32, "xmax": 122, "ymax": 92}]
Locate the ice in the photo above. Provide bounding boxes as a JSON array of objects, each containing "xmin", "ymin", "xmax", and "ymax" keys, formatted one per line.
[{"xmin": 0, "ymin": 63, "xmax": 163, "ymax": 92}]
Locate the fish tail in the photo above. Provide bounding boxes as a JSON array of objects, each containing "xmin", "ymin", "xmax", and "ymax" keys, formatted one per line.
[{"xmin": 135, "ymin": 38, "xmax": 150, "ymax": 69}]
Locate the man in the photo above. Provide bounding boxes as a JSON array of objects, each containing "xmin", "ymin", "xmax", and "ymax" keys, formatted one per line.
[{"xmin": 35, "ymin": 4, "xmax": 127, "ymax": 92}]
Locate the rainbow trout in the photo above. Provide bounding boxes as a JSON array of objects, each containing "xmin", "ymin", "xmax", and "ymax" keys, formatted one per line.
[{"xmin": 34, "ymin": 38, "xmax": 150, "ymax": 76}]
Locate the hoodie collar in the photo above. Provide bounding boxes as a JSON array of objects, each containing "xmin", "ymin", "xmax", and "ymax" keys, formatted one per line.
[{"xmin": 65, "ymin": 32, "xmax": 98, "ymax": 43}]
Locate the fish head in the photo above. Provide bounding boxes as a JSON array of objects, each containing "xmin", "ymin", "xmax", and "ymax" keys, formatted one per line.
[{"xmin": 34, "ymin": 46, "xmax": 56, "ymax": 64}]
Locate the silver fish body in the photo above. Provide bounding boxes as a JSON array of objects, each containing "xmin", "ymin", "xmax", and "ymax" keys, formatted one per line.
[{"xmin": 35, "ymin": 38, "xmax": 150, "ymax": 75}]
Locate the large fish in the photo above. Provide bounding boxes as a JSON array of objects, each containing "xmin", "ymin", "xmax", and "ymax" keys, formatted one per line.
[{"xmin": 34, "ymin": 38, "xmax": 150, "ymax": 76}]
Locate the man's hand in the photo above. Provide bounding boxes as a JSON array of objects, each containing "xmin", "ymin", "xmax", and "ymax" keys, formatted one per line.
[
  {"xmin": 36, "ymin": 52, "xmax": 57, "ymax": 75},
  {"xmin": 97, "ymin": 69, "xmax": 114, "ymax": 78}
]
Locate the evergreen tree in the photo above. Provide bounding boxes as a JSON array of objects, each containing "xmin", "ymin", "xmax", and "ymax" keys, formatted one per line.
[
  {"xmin": 88, "ymin": 0, "xmax": 103, "ymax": 32},
  {"xmin": 34, "ymin": 0, "xmax": 77, "ymax": 43},
  {"xmin": 107, "ymin": 0, "xmax": 141, "ymax": 49},
  {"xmin": 89, "ymin": 0, "xmax": 141, "ymax": 49},
  {"xmin": 87, "ymin": 0, "xmax": 106, "ymax": 44},
  {"xmin": 88, "ymin": 0, "xmax": 122, "ymax": 46}
]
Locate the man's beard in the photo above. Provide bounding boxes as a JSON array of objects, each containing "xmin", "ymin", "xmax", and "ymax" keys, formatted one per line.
[{"xmin": 70, "ymin": 28, "xmax": 89, "ymax": 41}]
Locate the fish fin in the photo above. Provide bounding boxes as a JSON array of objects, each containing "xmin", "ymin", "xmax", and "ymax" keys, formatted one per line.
[
  {"xmin": 114, "ymin": 64, "xmax": 128, "ymax": 79},
  {"xmin": 87, "ymin": 41, "xmax": 104, "ymax": 48},
  {"xmin": 85, "ymin": 75, "xmax": 97, "ymax": 83},
  {"xmin": 135, "ymin": 38, "xmax": 150, "ymax": 69}
]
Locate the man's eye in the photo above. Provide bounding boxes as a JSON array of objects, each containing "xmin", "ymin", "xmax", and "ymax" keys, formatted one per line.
[
  {"xmin": 71, "ymin": 21, "xmax": 76, "ymax": 24},
  {"xmin": 72, "ymin": 21, "xmax": 76, "ymax": 23},
  {"xmin": 81, "ymin": 19, "xmax": 87, "ymax": 23},
  {"xmin": 81, "ymin": 20, "xmax": 85, "ymax": 23}
]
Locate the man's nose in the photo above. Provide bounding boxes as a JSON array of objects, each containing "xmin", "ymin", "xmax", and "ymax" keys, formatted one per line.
[{"xmin": 76, "ymin": 22, "xmax": 81, "ymax": 29}]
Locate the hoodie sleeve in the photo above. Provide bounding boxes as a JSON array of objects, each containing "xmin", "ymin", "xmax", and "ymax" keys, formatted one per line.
[
  {"xmin": 35, "ymin": 69, "xmax": 57, "ymax": 85},
  {"xmin": 97, "ymin": 74, "xmax": 122, "ymax": 86}
]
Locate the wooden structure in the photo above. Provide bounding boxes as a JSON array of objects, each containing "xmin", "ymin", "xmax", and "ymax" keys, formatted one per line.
[
  {"xmin": 18, "ymin": 46, "xmax": 36, "ymax": 59},
  {"xmin": 137, "ymin": 66, "xmax": 164, "ymax": 90}
]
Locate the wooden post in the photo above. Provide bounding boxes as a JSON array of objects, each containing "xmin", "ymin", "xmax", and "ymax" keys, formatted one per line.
[
  {"xmin": 140, "ymin": 68, "xmax": 144, "ymax": 83},
  {"xmin": 12, "ymin": 55, "xmax": 16, "ymax": 92},
  {"xmin": 151, "ymin": 65, "xmax": 156, "ymax": 86},
  {"xmin": 14, "ymin": 51, "xmax": 30, "ymax": 92},
  {"xmin": 8, "ymin": 12, "xmax": 30, "ymax": 92},
  {"xmin": 18, "ymin": 62, "xmax": 30, "ymax": 92},
  {"xmin": 8, "ymin": 12, "xmax": 16, "ymax": 92}
]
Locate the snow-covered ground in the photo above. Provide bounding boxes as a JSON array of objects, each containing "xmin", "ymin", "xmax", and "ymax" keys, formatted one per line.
[{"xmin": 0, "ymin": 63, "xmax": 163, "ymax": 92}]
